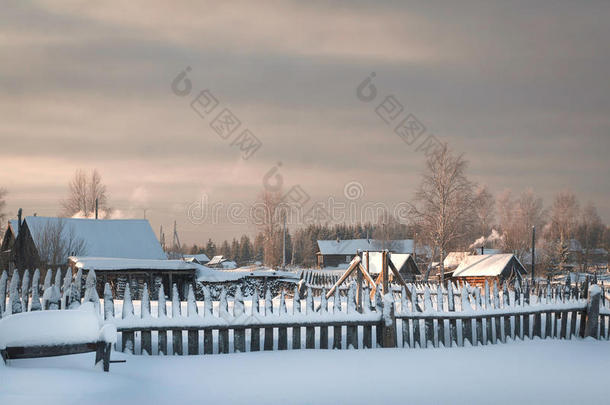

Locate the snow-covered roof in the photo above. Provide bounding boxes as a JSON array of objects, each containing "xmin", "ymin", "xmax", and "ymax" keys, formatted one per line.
[
  {"xmin": 183, "ymin": 253, "xmax": 210, "ymax": 263},
  {"xmin": 207, "ymin": 255, "xmax": 227, "ymax": 265},
  {"xmin": 364, "ymin": 252, "xmax": 416, "ymax": 274},
  {"xmin": 7, "ymin": 219, "xmax": 19, "ymax": 238},
  {"xmin": 25, "ymin": 216, "xmax": 166, "ymax": 262},
  {"xmin": 317, "ymin": 239, "xmax": 414, "ymax": 255},
  {"xmin": 452, "ymin": 254, "xmax": 525, "ymax": 277},
  {"xmin": 70, "ymin": 256, "xmax": 200, "ymax": 271},
  {"xmin": 196, "ymin": 266, "xmax": 299, "ymax": 283}
]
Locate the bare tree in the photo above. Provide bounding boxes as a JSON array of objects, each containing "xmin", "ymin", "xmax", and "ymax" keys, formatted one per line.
[
  {"xmin": 411, "ymin": 145, "xmax": 474, "ymax": 284},
  {"xmin": 496, "ymin": 188, "xmax": 546, "ymax": 262},
  {"xmin": 547, "ymin": 191, "xmax": 580, "ymax": 274},
  {"xmin": 61, "ymin": 169, "xmax": 111, "ymax": 218},
  {"xmin": 372, "ymin": 210, "xmax": 405, "ymax": 251},
  {"xmin": 471, "ymin": 185, "xmax": 495, "ymax": 241},
  {"xmin": 0, "ymin": 188, "xmax": 6, "ymax": 237},
  {"xmin": 576, "ymin": 202, "xmax": 604, "ymax": 272},
  {"xmin": 34, "ymin": 219, "xmax": 88, "ymax": 267},
  {"xmin": 253, "ymin": 188, "xmax": 283, "ymax": 267}
]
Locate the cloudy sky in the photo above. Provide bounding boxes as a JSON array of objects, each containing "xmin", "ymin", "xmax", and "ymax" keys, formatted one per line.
[{"xmin": 2, "ymin": 0, "xmax": 609, "ymax": 244}]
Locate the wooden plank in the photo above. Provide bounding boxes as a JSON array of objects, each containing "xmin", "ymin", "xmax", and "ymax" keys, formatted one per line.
[
  {"xmin": 325, "ymin": 256, "xmax": 360, "ymax": 299},
  {"xmin": 123, "ymin": 331, "xmax": 134, "ymax": 354},
  {"xmin": 234, "ymin": 328, "xmax": 245, "ymax": 353},
  {"xmin": 203, "ymin": 329, "xmax": 213, "ymax": 354},
  {"xmin": 293, "ymin": 326, "xmax": 302, "ymax": 350},
  {"xmin": 172, "ymin": 329, "xmax": 183, "ymax": 355},
  {"xmin": 219, "ymin": 329, "xmax": 229, "ymax": 354},
  {"xmin": 141, "ymin": 330, "xmax": 152, "ymax": 355},
  {"xmin": 158, "ymin": 330, "xmax": 167, "ymax": 355},
  {"xmin": 188, "ymin": 330, "xmax": 198, "ymax": 355}
]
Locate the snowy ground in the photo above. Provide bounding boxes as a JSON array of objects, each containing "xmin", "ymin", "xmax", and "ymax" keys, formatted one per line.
[{"xmin": 1, "ymin": 339, "xmax": 608, "ymax": 404}]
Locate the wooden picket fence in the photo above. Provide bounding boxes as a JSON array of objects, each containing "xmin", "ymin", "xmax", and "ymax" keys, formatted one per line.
[{"xmin": 1, "ymin": 268, "xmax": 609, "ymax": 356}]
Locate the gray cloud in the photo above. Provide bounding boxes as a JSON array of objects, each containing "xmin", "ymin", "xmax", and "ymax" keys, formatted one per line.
[{"xmin": 1, "ymin": 0, "xmax": 609, "ymax": 243}]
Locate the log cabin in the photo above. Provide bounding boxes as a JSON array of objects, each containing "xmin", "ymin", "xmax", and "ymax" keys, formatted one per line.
[{"xmin": 451, "ymin": 253, "xmax": 527, "ymax": 288}]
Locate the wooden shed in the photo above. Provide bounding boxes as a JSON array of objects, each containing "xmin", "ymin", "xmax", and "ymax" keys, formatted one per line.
[
  {"xmin": 451, "ymin": 253, "xmax": 527, "ymax": 288},
  {"xmin": 69, "ymin": 257, "xmax": 198, "ymax": 300}
]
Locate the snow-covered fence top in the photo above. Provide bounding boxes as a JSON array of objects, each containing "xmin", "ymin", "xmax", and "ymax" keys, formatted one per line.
[{"xmin": 1, "ymin": 268, "xmax": 608, "ymax": 356}]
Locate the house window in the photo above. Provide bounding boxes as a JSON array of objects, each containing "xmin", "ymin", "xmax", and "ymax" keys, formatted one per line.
[{"xmin": 346, "ymin": 255, "xmax": 350, "ymax": 262}]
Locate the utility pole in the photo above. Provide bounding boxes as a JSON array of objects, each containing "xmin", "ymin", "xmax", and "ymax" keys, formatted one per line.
[
  {"xmin": 531, "ymin": 226, "xmax": 536, "ymax": 283},
  {"xmin": 282, "ymin": 213, "xmax": 286, "ymax": 269},
  {"xmin": 95, "ymin": 198, "xmax": 99, "ymax": 219}
]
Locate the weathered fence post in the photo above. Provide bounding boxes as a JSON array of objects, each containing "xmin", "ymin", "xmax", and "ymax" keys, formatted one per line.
[
  {"xmin": 583, "ymin": 285, "xmax": 601, "ymax": 339},
  {"xmin": 219, "ymin": 287, "xmax": 229, "ymax": 354},
  {"xmin": 233, "ymin": 287, "xmax": 245, "ymax": 353},
  {"xmin": 263, "ymin": 288, "xmax": 273, "ymax": 351},
  {"xmin": 381, "ymin": 293, "xmax": 396, "ymax": 348},
  {"xmin": 306, "ymin": 287, "xmax": 315, "ymax": 349},
  {"xmin": 278, "ymin": 290, "xmax": 288, "ymax": 350},
  {"xmin": 320, "ymin": 288, "xmax": 329, "ymax": 349},
  {"xmin": 187, "ymin": 285, "xmax": 199, "ymax": 355},
  {"xmin": 250, "ymin": 289, "xmax": 260, "ymax": 352}
]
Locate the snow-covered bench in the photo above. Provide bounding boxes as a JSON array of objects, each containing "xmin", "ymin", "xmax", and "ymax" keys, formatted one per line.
[{"xmin": 0, "ymin": 303, "xmax": 117, "ymax": 372}]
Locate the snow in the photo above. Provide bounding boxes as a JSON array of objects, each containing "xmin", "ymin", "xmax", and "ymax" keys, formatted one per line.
[
  {"xmin": 196, "ymin": 266, "xmax": 299, "ymax": 283},
  {"xmin": 71, "ymin": 256, "xmax": 202, "ymax": 272},
  {"xmin": 452, "ymin": 254, "xmax": 525, "ymax": 277},
  {"xmin": 0, "ymin": 303, "xmax": 113, "ymax": 349},
  {"xmin": 0, "ymin": 339, "xmax": 608, "ymax": 404},
  {"xmin": 317, "ymin": 239, "xmax": 414, "ymax": 255},
  {"xmin": 25, "ymin": 216, "xmax": 166, "ymax": 261}
]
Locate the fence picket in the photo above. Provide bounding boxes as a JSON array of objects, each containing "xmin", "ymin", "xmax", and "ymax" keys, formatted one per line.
[
  {"xmin": 218, "ymin": 288, "xmax": 229, "ymax": 354},
  {"xmin": 249, "ymin": 289, "xmax": 260, "ymax": 352},
  {"xmin": 278, "ymin": 290, "xmax": 288, "ymax": 350},
  {"xmin": 233, "ymin": 288, "xmax": 245, "ymax": 353},
  {"xmin": 320, "ymin": 288, "xmax": 329, "ymax": 349},
  {"xmin": 141, "ymin": 283, "xmax": 152, "ymax": 355},
  {"xmin": 158, "ymin": 284, "xmax": 168, "ymax": 355},
  {"xmin": 293, "ymin": 287, "xmax": 302, "ymax": 350},
  {"xmin": 263, "ymin": 288, "xmax": 273, "ymax": 351},
  {"xmin": 333, "ymin": 288, "xmax": 342, "ymax": 349}
]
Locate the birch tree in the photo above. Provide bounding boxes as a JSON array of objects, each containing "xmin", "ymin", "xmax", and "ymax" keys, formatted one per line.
[
  {"xmin": 61, "ymin": 169, "xmax": 111, "ymax": 218},
  {"xmin": 411, "ymin": 145, "xmax": 474, "ymax": 284}
]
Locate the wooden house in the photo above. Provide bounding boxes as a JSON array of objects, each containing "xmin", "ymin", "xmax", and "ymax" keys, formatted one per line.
[
  {"xmin": 0, "ymin": 219, "xmax": 19, "ymax": 271},
  {"xmin": 451, "ymin": 253, "xmax": 527, "ymax": 287},
  {"xmin": 6, "ymin": 216, "xmax": 167, "ymax": 282},
  {"xmin": 316, "ymin": 239, "xmax": 414, "ymax": 268}
]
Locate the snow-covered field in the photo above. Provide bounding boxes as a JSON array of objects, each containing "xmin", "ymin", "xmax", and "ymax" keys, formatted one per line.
[{"xmin": 1, "ymin": 339, "xmax": 608, "ymax": 404}]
